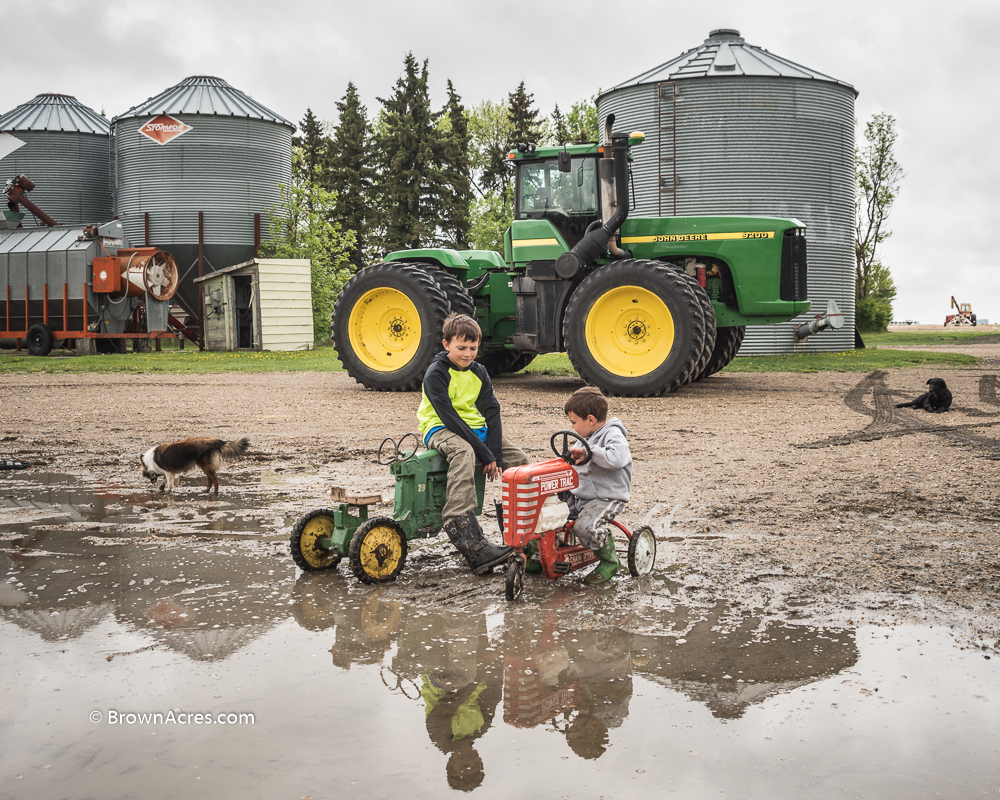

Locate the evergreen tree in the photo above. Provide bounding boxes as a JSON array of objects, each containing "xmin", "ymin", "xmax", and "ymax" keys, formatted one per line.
[
  {"xmin": 550, "ymin": 103, "xmax": 571, "ymax": 145},
  {"xmin": 293, "ymin": 108, "xmax": 331, "ymax": 190},
  {"xmin": 375, "ymin": 53, "xmax": 443, "ymax": 252},
  {"xmin": 329, "ymin": 82, "xmax": 373, "ymax": 272},
  {"xmin": 436, "ymin": 80, "xmax": 473, "ymax": 249},
  {"xmin": 508, "ymin": 81, "xmax": 542, "ymax": 148}
]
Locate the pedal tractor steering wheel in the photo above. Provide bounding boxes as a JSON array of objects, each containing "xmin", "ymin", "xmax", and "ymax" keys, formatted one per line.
[{"xmin": 550, "ymin": 430, "xmax": 592, "ymax": 466}]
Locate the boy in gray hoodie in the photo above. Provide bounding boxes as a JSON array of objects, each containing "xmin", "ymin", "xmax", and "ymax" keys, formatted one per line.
[{"xmin": 563, "ymin": 387, "xmax": 633, "ymax": 585}]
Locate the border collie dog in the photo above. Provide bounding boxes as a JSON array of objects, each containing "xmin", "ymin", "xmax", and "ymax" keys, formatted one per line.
[{"xmin": 141, "ymin": 437, "xmax": 250, "ymax": 493}]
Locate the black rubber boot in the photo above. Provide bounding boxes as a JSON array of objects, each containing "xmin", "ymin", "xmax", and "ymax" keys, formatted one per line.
[{"xmin": 444, "ymin": 511, "xmax": 514, "ymax": 575}]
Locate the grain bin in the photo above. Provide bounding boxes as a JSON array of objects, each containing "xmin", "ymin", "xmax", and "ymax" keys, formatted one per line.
[
  {"xmin": 599, "ymin": 29, "xmax": 857, "ymax": 354},
  {"xmin": 111, "ymin": 76, "xmax": 294, "ymax": 319},
  {"xmin": 0, "ymin": 94, "xmax": 112, "ymax": 227}
]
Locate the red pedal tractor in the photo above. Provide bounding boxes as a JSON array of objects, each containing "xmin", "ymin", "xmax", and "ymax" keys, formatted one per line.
[{"xmin": 500, "ymin": 431, "xmax": 656, "ymax": 601}]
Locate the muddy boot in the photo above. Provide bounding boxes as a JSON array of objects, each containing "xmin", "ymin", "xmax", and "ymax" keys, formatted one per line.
[
  {"xmin": 583, "ymin": 536, "xmax": 620, "ymax": 585},
  {"xmin": 444, "ymin": 511, "xmax": 514, "ymax": 576}
]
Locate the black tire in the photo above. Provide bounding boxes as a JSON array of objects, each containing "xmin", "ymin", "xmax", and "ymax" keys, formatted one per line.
[
  {"xmin": 627, "ymin": 525, "xmax": 656, "ymax": 577},
  {"xmin": 424, "ymin": 265, "xmax": 476, "ymax": 318},
  {"xmin": 695, "ymin": 325, "xmax": 746, "ymax": 380},
  {"xmin": 563, "ymin": 259, "xmax": 708, "ymax": 396},
  {"xmin": 26, "ymin": 323, "xmax": 54, "ymax": 357},
  {"xmin": 506, "ymin": 352, "xmax": 536, "ymax": 373},
  {"xmin": 674, "ymin": 271, "xmax": 716, "ymax": 385},
  {"xmin": 289, "ymin": 509, "xmax": 343, "ymax": 572},
  {"xmin": 477, "ymin": 348, "xmax": 537, "ymax": 377},
  {"xmin": 349, "ymin": 517, "xmax": 408, "ymax": 584},
  {"xmin": 505, "ymin": 555, "xmax": 525, "ymax": 601},
  {"xmin": 332, "ymin": 263, "xmax": 449, "ymax": 391}
]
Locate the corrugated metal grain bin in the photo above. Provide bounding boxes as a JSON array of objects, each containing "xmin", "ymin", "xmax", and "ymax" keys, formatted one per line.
[
  {"xmin": 194, "ymin": 258, "xmax": 312, "ymax": 351},
  {"xmin": 0, "ymin": 94, "xmax": 112, "ymax": 227},
  {"xmin": 111, "ymin": 76, "xmax": 294, "ymax": 319},
  {"xmin": 599, "ymin": 29, "xmax": 857, "ymax": 354}
]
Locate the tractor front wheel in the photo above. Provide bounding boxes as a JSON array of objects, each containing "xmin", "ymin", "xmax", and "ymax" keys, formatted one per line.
[
  {"xmin": 349, "ymin": 517, "xmax": 408, "ymax": 584},
  {"xmin": 563, "ymin": 260, "xmax": 708, "ymax": 396},
  {"xmin": 289, "ymin": 509, "xmax": 342, "ymax": 572},
  {"xmin": 694, "ymin": 325, "xmax": 746, "ymax": 381},
  {"xmin": 332, "ymin": 263, "xmax": 449, "ymax": 391}
]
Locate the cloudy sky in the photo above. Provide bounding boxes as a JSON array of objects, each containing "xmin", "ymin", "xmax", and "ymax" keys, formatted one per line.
[{"xmin": 7, "ymin": 0, "xmax": 997, "ymax": 324}]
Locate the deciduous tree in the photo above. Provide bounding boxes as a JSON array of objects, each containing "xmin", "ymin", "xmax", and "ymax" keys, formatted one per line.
[{"xmin": 855, "ymin": 113, "xmax": 903, "ymax": 331}]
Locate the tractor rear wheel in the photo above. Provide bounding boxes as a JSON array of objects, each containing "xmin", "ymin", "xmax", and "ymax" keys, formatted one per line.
[
  {"xmin": 694, "ymin": 325, "xmax": 746, "ymax": 381},
  {"xmin": 332, "ymin": 263, "xmax": 449, "ymax": 391},
  {"xmin": 563, "ymin": 260, "xmax": 708, "ymax": 396},
  {"xmin": 476, "ymin": 349, "xmax": 536, "ymax": 377}
]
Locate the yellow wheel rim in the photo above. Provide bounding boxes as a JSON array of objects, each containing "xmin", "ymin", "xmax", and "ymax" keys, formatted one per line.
[
  {"xmin": 348, "ymin": 287, "xmax": 421, "ymax": 372},
  {"xmin": 298, "ymin": 515, "xmax": 338, "ymax": 569},
  {"xmin": 584, "ymin": 285, "xmax": 674, "ymax": 377},
  {"xmin": 358, "ymin": 524, "xmax": 405, "ymax": 580}
]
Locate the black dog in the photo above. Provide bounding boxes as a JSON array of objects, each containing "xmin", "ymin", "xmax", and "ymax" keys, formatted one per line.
[{"xmin": 896, "ymin": 377, "xmax": 952, "ymax": 413}]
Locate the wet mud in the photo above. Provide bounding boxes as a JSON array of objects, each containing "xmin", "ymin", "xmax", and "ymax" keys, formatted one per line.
[{"xmin": 3, "ymin": 351, "xmax": 1000, "ymax": 796}]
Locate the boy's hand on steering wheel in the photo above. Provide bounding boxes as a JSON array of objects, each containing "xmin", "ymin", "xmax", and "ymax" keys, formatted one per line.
[
  {"xmin": 569, "ymin": 447, "xmax": 586, "ymax": 465},
  {"xmin": 483, "ymin": 461, "xmax": 501, "ymax": 481}
]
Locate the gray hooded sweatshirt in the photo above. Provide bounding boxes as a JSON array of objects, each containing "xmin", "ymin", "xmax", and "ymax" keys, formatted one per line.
[{"xmin": 572, "ymin": 416, "xmax": 632, "ymax": 502}]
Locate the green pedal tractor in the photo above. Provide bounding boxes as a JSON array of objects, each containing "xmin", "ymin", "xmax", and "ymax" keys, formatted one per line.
[
  {"xmin": 289, "ymin": 435, "xmax": 488, "ymax": 584},
  {"xmin": 331, "ymin": 115, "xmax": 811, "ymax": 398}
]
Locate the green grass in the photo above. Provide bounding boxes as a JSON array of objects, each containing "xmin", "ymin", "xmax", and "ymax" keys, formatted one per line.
[
  {"xmin": 0, "ymin": 345, "xmax": 345, "ymax": 374},
  {"xmin": 0, "ymin": 330, "xmax": 980, "ymax": 376}
]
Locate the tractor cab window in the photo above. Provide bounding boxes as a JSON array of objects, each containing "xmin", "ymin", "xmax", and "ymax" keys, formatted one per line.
[{"xmin": 516, "ymin": 156, "xmax": 600, "ymax": 248}]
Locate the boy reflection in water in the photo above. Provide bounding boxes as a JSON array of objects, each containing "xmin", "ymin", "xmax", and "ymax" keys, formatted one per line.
[
  {"xmin": 420, "ymin": 675, "xmax": 499, "ymax": 791},
  {"xmin": 393, "ymin": 611, "xmax": 501, "ymax": 792}
]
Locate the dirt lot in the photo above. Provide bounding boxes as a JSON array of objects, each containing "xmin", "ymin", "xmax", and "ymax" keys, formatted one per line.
[{"xmin": 2, "ymin": 334, "xmax": 999, "ymax": 651}]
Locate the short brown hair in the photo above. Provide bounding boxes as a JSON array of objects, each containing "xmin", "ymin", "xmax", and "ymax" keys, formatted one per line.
[
  {"xmin": 564, "ymin": 386, "xmax": 608, "ymax": 421},
  {"xmin": 442, "ymin": 313, "xmax": 481, "ymax": 343}
]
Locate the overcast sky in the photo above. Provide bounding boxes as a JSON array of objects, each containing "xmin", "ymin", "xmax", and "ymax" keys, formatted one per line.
[{"xmin": 7, "ymin": 0, "xmax": 997, "ymax": 324}]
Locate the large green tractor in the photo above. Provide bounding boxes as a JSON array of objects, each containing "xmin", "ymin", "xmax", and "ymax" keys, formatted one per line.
[{"xmin": 332, "ymin": 116, "xmax": 810, "ymax": 397}]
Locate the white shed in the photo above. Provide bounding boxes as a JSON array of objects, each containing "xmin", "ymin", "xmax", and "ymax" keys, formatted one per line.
[{"xmin": 194, "ymin": 258, "xmax": 313, "ymax": 351}]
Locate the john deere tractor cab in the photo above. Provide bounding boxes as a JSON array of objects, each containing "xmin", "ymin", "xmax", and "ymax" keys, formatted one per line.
[{"xmin": 332, "ymin": 115, "xmax": 811, "ymax": 397}]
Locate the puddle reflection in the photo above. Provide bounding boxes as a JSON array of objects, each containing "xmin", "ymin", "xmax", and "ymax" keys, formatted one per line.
[{"xmin": 2, "ymin": 470, "xmax": 997, "ymax": 798}]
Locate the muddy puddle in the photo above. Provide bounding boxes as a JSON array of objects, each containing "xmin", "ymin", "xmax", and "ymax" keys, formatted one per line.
[{"xmin": 2, "ymin": 471, "xmax": 998, "ymax": 799}]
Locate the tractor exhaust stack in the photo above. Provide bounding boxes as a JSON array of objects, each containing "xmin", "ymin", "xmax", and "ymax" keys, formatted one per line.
[{"xmin": 554, "ymin": 117, "xmax": 631, "ymax": 279}]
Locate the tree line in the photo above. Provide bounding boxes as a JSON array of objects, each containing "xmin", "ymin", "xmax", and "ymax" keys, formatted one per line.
[{"xmin": 262, "ymin": 52, "xmax": 598, "ymax": 341}]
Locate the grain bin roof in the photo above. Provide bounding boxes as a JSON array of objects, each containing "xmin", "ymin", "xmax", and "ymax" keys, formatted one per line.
[
  {"xmin": 603, "ymin": 29, "xmax": 857, "ymax": 96},
  {"xmin": 113, "ymin": 75, "xmax": 293, "ymax": 127},
  {"xmin": 0, "ymin": 94, "xmax": 110, "ymax": 135}
]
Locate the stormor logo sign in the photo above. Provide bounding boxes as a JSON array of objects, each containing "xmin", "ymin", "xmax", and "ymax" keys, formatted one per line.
[{"xmin": 138, "ymin": 115, "xmax": 192, "ymax": 145}]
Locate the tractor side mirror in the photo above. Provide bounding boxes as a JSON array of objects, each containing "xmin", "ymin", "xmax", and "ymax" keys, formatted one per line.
[{"xmin": 557, "ymin": 150, "xmax": 571, "ymax": 173}]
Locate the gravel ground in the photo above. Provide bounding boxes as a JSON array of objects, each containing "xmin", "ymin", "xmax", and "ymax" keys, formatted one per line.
[{"xmin": 2, "ymin": 335, "xmax": 999, "ymax": 652}]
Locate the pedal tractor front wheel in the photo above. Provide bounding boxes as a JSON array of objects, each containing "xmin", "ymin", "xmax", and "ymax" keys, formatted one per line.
[
  {"xmin": 505, "ymin": 554, "xmax": 526, "ymax": 601},
  {"xmin": 349, "ymin": 517, "xmax": 408, "ymax": 584},
  {"xmin": 627, "ymin": 525, "xmax": 657, "ymax": 577},
  {"xmin": 290, "ymin": 509, "xmax": 342, "ymax": 571}
]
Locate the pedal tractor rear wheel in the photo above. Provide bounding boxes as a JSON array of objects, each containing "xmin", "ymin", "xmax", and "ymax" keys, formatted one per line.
[
  {"xmin": 349, "ymin": 517, "xmax": 408, "ymax": 584},
  {"xmin": 505, "ymin": 555, "xmax": 526, "ymax": 601},
  {"xmin": 627, "ymin": 525, "xmax": 657, "ymax": 577},
  {"xmin": 290, "ymin": 509, "xmax": 342, "ymax": 571}
]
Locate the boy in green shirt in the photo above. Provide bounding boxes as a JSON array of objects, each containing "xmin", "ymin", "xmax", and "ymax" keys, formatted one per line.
[{"xmin": 418, "ymin": 313, "xmax": 529, "ymax": 574}]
